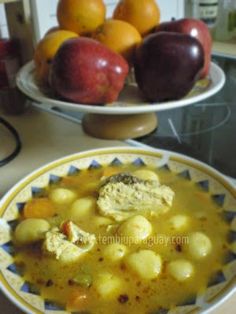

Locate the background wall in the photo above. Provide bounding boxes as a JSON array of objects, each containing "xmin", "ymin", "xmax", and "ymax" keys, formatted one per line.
[{"xmin": 0, "ymin": 3, "xmax": 9, "ymax": 38}]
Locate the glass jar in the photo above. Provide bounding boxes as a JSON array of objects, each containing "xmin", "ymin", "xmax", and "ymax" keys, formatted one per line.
[
  {"xmin": 200, "ymin": 0, "xmax": 219, "ymax": 27},
  {"xmin": 192, "ymin": 0, "xmax": 219, "ymax": 28},
  {"xmin": 214, "ymin": 0, "xmax": 234, "ymax": 41}
]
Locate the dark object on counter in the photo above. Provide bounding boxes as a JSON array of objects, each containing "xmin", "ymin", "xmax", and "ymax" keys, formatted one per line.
[
  {"xmin": 0, "ymin": 38, "xmax": 27, "ymax": 115},
  {"xmin": 134, "ymin": 32, "xmax": 204, "ymax": 102},
  {"xmin": 0, "ymin": 88, "xmax": 28, "ymax": 115},
  {"xmin": 0, "ymin": 39, "xmax": 21, "ymax": 88}
]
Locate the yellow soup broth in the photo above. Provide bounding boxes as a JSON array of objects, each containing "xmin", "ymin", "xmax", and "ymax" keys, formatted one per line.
[{"xmin": 14, "ymin": 164, "xmax": 230, "ymax": 314}]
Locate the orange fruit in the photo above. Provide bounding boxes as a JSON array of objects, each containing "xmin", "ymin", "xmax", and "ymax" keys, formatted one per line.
[
  {"xmin": 34, "ymin": 30, "xmax": 78, "ymax": 84},
  {"xmin": 113, "ymin": 0, "xmax": 161, "ymax": 36},
  {"xmin": 93, "ymin": 19, "xmax": 142, "ymax": 63},
  {"xmin": 57, "ymin": 0, "xmax": 106, "ymax": 35}
]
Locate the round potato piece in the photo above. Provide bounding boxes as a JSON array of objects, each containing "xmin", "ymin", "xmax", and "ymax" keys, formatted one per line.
[
  {"xmin": 133, "ymin": 169, "xmax": 159, "ymax": 182},
  {"xmin": 92, "ymin": 216, "xmax": 114, "ymax": 228},
  {"xmin": 231, "ymin": 241, "xmax": 236, "ymax": 254},
  {"xmin": 103, "ymin": 243, "xmax": 127, "ymax": 262},
  {"xmin": 187, "ymin": 232, "xmax": 212, "ymax": 259},
  {"xmin": 167, "ymin": 259, "xmax": 194, "ymax": 282},
  {"xmin": 68, "ymin": 197, "xmax": 96, "ymax": 221},
  {"xmin": 118, "ymin": 215, "xmax": 152, "ymax": 244},
  {"xmin": 58, "ymin": 243, "xmax": 85, "ymax": 263},
  {"xmin": 169, "ymin": 215, "xmax": 189, "ymax": 230},
  {"xmin": 125, "ymin": 250, "xmax": 162, "ymax": 280},
  {"xmin": 49, "ymin": 188, "xmax": 77, "ymax": 205},
  {"xmin": 94, "ymin": 272, "xmax": 123, "ymax": 299},
  {"xmin": 15, "ymin": 218, "xmax": 50, "ymax": 245}
]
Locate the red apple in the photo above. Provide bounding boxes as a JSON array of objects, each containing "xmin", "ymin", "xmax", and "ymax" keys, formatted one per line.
[
  {"xmin": 50, "ymin": 37, "xmax": 129, "ymax": 105},
  {"xmin": 155, "ymin": 18, "xmax": 212, "ymax": 78},
  {"xmin": 134, "ymin": 32, "xmax": 204, "ymax": 102}
]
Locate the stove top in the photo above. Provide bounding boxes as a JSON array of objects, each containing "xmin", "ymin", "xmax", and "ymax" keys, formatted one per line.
[
  {"xmin": 29, "ymin": 55, "xmax": 235, "ymax": 180},
  {"xmin": 136, "ymin": 56, "xmax": 236, "ymax": 179}
]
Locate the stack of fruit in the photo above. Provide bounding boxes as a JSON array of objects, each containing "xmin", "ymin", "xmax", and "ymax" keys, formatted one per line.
[{"xmin": 34, "ymin": 0, "xmax": 212, "ymax": 105}]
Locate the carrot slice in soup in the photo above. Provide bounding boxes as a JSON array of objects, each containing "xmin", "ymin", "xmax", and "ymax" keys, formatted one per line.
[
  {"xmin": 67, "ymin": 289, "xmax": 88, "ymax": 311},
  {"xmin": 23, "ymin": 198, "xmax": 56, "ymax": 219}
]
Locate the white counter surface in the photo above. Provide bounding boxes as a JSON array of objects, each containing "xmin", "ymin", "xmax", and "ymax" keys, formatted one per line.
[
  {"xmin": 0, "ymin": 106, "xmax": 235, "ymax": 313},
  {"xmin": 0, "ymin": 106, "xmax": 129, "ymax": 197}
]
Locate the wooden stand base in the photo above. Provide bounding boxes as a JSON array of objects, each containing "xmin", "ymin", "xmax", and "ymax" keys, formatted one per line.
[{"xmin": 82, "ymin": 113, "xmax": 158, "ymax": 140}]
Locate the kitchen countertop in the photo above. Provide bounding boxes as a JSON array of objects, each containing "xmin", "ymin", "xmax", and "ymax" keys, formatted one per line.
[
  {"xmin": 0, "ymin": 105, "xmax": 235, "ymax": 313},
  {"xmin": 0, "ymin": 106, "xmax": 129, "ymax": 197},
  {"xmin": 213, "ymin": 40, "xmax": 236, "ymax": 59}
]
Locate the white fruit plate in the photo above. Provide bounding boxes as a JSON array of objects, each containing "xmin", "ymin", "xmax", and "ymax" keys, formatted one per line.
[{"xmin": 17, "ymin": 61, "xmax": 225, "ymax": 115}]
